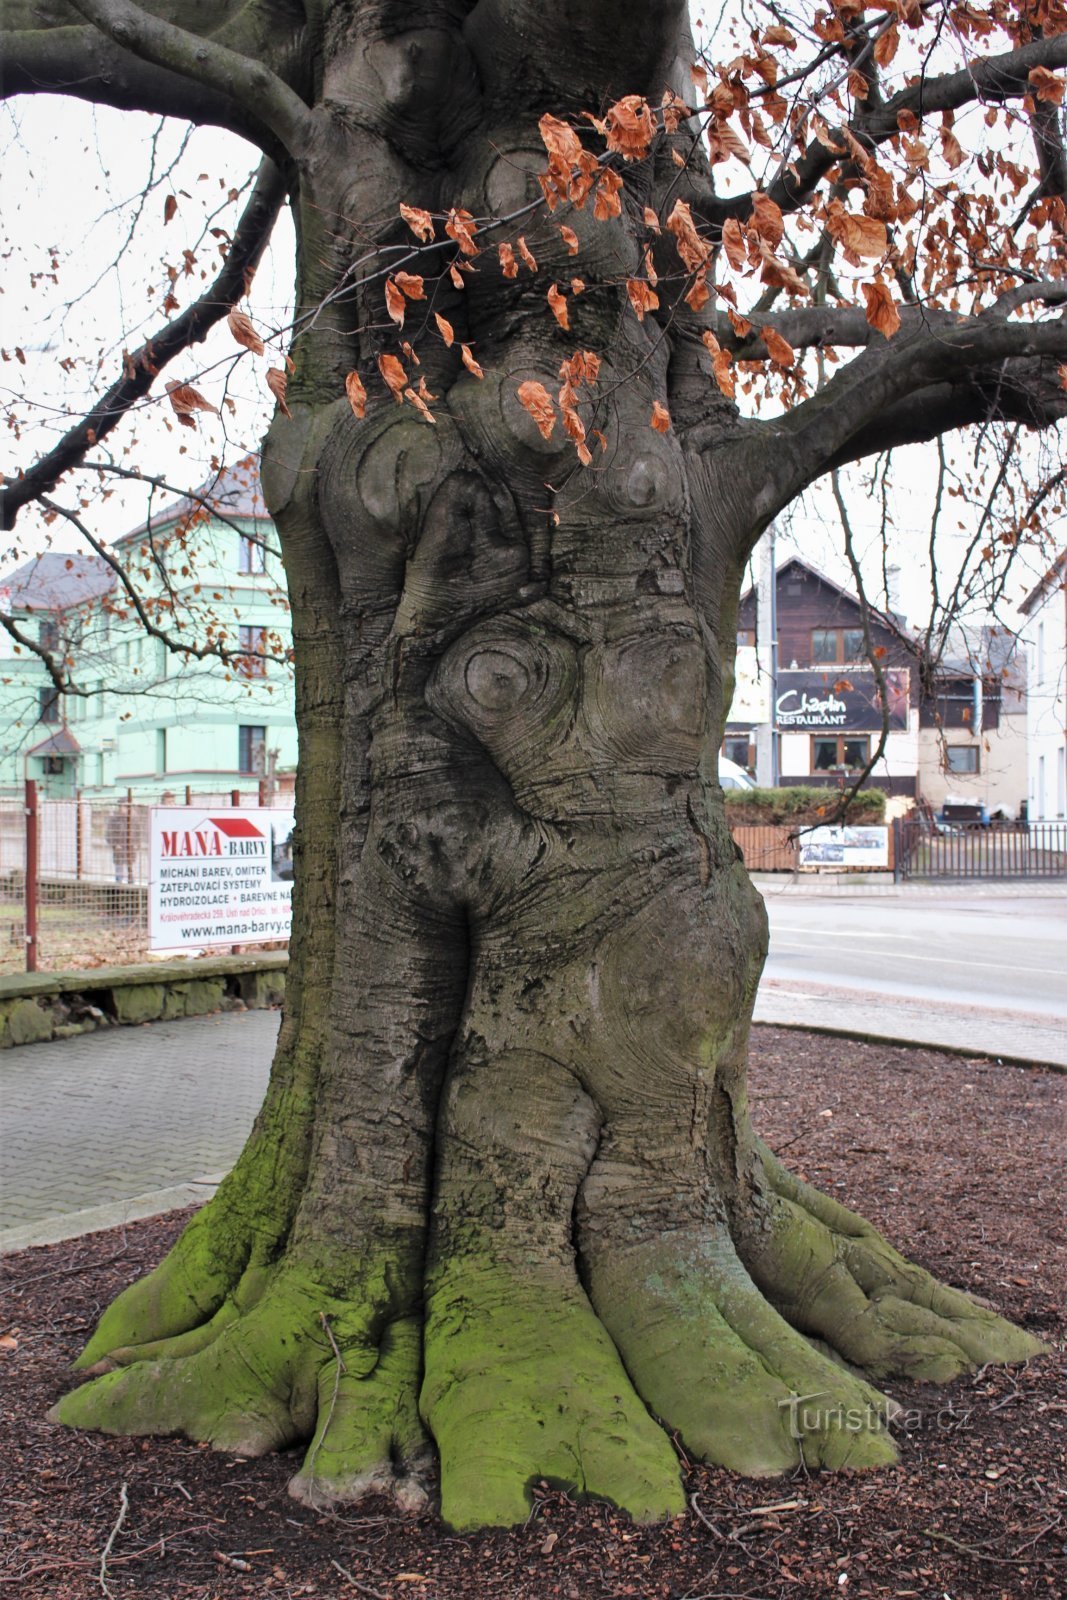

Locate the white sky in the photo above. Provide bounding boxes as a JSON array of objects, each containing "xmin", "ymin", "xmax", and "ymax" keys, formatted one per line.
[{"xmin": 2, "ymin": 79, "xmax": 1063, "ymax": 641}]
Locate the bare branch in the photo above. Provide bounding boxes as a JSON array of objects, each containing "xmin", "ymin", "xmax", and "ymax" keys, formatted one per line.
[
  {"xmin": 714, "ymin": 33, "xmax": 1067, "ymax": 226},
  {"xmin": 0, "ymin": 158, "xmax": 287, "ymax": 533}
]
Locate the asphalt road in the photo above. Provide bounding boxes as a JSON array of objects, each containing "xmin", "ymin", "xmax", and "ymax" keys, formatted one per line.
[{"xmin": 761, "ymin": 887, "xmax": 1066, "ymax": 1018}]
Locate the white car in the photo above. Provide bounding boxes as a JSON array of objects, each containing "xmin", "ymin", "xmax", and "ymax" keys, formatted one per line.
[{"xmin": 720, "ymin": 757, "xmax": 756, "ymax": 791}]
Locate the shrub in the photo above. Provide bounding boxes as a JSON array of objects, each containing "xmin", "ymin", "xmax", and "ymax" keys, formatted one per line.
[{"xmin": 725, "ymin": 785, "xmax": 886, "ymax": 825}]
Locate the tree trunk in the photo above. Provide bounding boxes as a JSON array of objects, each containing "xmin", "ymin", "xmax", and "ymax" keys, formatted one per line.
[{"xmin": 52, "ymin": 12, "xmax": 1042, "ymax": 1530}]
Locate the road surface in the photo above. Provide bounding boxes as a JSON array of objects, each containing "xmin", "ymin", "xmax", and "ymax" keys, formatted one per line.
[{"xmin": 760, "ymin": 887, "xmax": 1065, "ymax": 1016}]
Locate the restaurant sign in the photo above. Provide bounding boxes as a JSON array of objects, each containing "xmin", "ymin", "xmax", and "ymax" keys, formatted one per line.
[{"xmin": 775, "ymin": 667, "xmax": 909, "ymax": 731}]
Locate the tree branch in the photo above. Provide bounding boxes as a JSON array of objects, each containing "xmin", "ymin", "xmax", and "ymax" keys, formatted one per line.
[
  {"xmin": 698, "ymin": 282, "xmax": 1067, "ymax": 359},
  {"xmin": 715, "ymin": 33, "xmax": 1067, "ymax": 225},
  {"xmin": 61, "ymin": 0, "xmax": 315, "ymax": 155},
  {"xmin": 764, "ymin": 311, "xmax": 1067, "ymax": 503},
  {"xmin": 0, "ymin": 157, "xmax": 287, "ymax": 532}
]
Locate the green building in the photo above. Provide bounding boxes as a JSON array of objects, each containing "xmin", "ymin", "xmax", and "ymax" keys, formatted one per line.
[{"xmin": 0, "ymin": 461, "xmax": 297, "ymax": 799}]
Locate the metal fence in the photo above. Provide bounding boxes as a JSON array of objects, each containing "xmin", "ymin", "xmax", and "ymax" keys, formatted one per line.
[
  {"xmin": 0, "ymin": 781, "xmax": 292, "ymax": 974},
  {"xmin": 895, "ymin": 819, "xmax": 1067, "ymax": 880}
]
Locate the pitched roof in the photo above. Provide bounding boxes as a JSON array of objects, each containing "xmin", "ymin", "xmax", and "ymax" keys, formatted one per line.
[
  {"xmin": 0, "ymin": 551, "xmax": 114, "ymax": 613},
  {"xmin": 1019, "ymin": 549, "xmax": 1067, "ymax": 616},
  {"xmin": 26, "ymin": 726, "xmax": 81, "ymax": 757},
  {"xmin": 114, "ymin": 455, "xmax": 269, "ymax": 546}
]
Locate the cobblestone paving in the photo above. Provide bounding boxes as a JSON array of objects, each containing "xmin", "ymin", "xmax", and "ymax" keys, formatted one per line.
[{"xmin": 1, "ymin": 1010, "xmax": 277, "ymax": 1233}]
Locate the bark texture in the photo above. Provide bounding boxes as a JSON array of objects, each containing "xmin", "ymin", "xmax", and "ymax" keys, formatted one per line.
[{"xmin": 35, "ymin": 0, "xmax": 1049, "ymax": 1530}]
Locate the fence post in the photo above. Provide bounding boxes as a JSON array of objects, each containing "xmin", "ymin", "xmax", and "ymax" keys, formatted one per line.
[
  {"xmin": 258, "ymin": 777, "xmax": 268, "ymax": 807},
  {"xmin": 231, "ymin": 788, "xmax": 241, "ymax": 807},
  {"xmin": 25, "ymin": 778, "xmax": 38, "ymax": 973}
]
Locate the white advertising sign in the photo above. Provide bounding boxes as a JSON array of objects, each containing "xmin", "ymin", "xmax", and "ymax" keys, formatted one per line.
[
  {"xmin": 797, "ymin": 825, "xmax": 889, "ymax": 869},
  {"xmin": 149, "ymin": 808, "xmax": 295, "ymax": 950}
]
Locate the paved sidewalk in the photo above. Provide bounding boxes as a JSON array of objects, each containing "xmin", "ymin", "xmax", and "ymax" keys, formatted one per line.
[
  {"xmin": 1, "ymin": 962, "xmax": 1063, "ymax": 1256},
  {"xmin": 0, "ymin": 1010, "xmax": 279, "ymax": 1255}
]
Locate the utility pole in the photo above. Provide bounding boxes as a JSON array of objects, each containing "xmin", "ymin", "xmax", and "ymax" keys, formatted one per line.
[{"xmin": 754, "ymin": 524, "xmax": 778, "ymax": 788}]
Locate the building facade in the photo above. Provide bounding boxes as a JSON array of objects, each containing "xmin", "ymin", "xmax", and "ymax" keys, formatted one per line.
[
  {"xmin": 726, "ymin": 555, "xmax": 1028, "ymax": 818},
  {"xmin": 1020, "ymin": 551, "xmax": 1067, "ymax": 821},
  {"xmin": 0, "ymin": 461, "xmax": 298, "ymax": 799}
]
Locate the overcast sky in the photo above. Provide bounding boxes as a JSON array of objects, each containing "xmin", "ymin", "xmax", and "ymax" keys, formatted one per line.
[{"xmin": 2, "ymin": 87, "xmax": 1062, "ymax": 642}]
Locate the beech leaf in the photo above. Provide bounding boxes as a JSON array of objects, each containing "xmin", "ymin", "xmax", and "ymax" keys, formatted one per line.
[
  {"xmin": 760, "ymin": 325, "xmax": 795, "ymax": 367},
  {"xmin": 460, "ymin": 344, "xmax": 484, "ymax": 379},
  {"xmin": 863, "ymin": 279, "xmax": 901, "ymax": 339},
  {"xmin": 226, "ymin": 310, "xmax": 265, "ymax": 357},
  {"xmin": 385, "ymin": 279, "xmax": 407, "ymax": 328},
  {"xmin": 650, "ymin": 400, "xmax": 671, "ymax": 433},
  {"xmin": 165, "ymin": 380, "xmax": 218, "ymax": 430},
  {"xmin": 399, "ymin": 203, "xmax": 435, "ymax": 242},
  {"xmin": 434, "ymin": 313, "xmax": 455, "ymax": 347},
  {"xmin": 393, "ymin": 272, "xmax": 425, "ymax": 300},
  {"xmin": 516, "ymin": 380, "xmax": 557, "ymax": 440},
  {"xmin": 378, "ymin": 353, "xmax": 408, "ymax": 401},
  {"xmin": 345, "ymin": 371, "xmax": 367, "ymax": 419},
  {"xmin": 499, "ymin": 243, "xmax": 519, "ymax": 279},
  {"xmin": 559, "ymin": 225, "xmax": 580, "ymax": 255},
  {"xmin": 626, "ymin": 278, "xmax": 660, "ymax": 321},
  {"xmin": 547, "ymin": 283, "xmax": 570, "ymax": 330},
  {"xmin": 265, "ymin": 367, "xmax": 292, "ymax": 419}
]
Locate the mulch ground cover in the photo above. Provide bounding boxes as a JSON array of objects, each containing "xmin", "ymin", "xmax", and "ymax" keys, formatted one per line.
[{"xmin": 2, "ymin": 1025, "xmax": 1063, "ymax": 1599}]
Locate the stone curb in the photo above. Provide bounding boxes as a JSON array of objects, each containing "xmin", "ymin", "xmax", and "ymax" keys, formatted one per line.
[{"xmin": 0, "ymin": 1174, "xmax": 224, "ymax": 1256}]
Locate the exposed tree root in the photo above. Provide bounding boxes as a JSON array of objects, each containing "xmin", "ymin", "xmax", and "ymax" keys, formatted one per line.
[
  {"xmin": 746, "ymin": 1141, "xmax": 1046, "ymax": 1379},
  {"xmin": 54, "ymin": 1130, "xmax": 1043, "ymax": 1530},
  {"xmin": 421, "ymin": 1264, "xmax": 685, "ymax": 1530}
]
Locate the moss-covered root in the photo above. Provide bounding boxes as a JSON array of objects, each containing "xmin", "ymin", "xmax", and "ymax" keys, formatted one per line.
[
  {"xmin": 52, "ymin": 1269, "xmax": 376, "ymax": 1458},
  {"xmin": 421, "ymin": 1264, "xmax": 685, "ymax": 1531},
  {"xmin": 586, "ymin": 1226, "xmax": 898, "ymax": 1476},
  {"xmin": 751, "ymin": 1140, "xmax": 1045, "ymax": 1378},
  {"xmin": 289, "ymin": 1317, "xmax": 433, "ymax": 1512}
]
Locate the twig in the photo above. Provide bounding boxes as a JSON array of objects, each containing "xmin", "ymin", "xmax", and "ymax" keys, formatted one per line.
[
  {"xmin": 922, "ymin": 1527, "xmax": 1065, "ymax": 1564},
  {"xmin": 98, "ymin": 1481, "xmax": 129, "ymax": 1597},
  {"xmin": 330, "ymin": 1557, "xmax": 388, "ymax": 1597},
  {"xmin": 301, "ymin": 1311, "xmax": 347, "ymax": 1497}
]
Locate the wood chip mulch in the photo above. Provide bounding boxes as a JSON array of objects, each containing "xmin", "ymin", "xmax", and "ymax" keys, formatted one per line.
[{"xmin": 2, "ymin": 1025, "xmax": 1063, "ymax": 1599}]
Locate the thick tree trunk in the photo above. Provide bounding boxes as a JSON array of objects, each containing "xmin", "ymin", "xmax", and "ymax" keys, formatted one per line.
[{"xmin": 53, "ymin": 10, "xmax": 1043, "ymax": 1529}]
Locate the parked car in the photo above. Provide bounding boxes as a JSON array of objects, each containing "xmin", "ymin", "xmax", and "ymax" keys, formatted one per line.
[{"xmin": 720, "ymin": 757, "xmax": 756, "ymax": 792}]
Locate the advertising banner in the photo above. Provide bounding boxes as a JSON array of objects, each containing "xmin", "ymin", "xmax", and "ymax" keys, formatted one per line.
[
  {"xmin": 797, "ymin": 825, "xmax": 889, "ymax": 869},
  {"xmin": 775, "ymin": 667, "xmax": 909, "ymax": 731},
  {"xmin": 149, "ymin": 807, "xmax": 295, "ymax": 950}
]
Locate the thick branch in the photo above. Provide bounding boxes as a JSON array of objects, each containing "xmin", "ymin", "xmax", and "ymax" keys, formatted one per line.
[
  {"xmin": 701, "ymin": 283, "xmax": 1067, "ymax": 359},
  {"xmin": 62, "ymin": 0, "xmax": 314, "ymax": 155},
  {"xmin": 775, "ymin": 315, "xmax": 1067, "ymax": 497},
  {"xmin": 825, "ymin": 359, "xmax": 1067, "ymax": 469},
  {"xmin": 0, "ymin": 158, "xmax": 287, "ymax": 532}
]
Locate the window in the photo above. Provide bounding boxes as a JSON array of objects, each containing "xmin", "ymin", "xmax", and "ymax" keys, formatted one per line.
[
  {"xmin": 239, "ymin": 724, "xmax": 267, "ymax": 775},
  {"xmin": 945, "ymin": 746, "xmax": 979, "ymax": 774},
  {"xmin": 42, "ymin": 755, "xmax": 65, "ymax": 776},
  {"xmin": 156, "ymin": 728, "xmax": 167, "ymax": 773},
  {"xmin": 238, "ymin": 535, "xmax": 267, "ymax": 574},
  {"xmin": 723, "ymin": 736, "xmax": 753, "ymax": 771},
  {"xmin": 39, "ymin": 618, "xmax": 59, "ymax": 651},
  {"xmin": 39, "ymin": 687, "xmax": 60, "ymax": 725},
  {"xmin": 736, "ymin": 629, "xmax": 755, "ymax": 648},
  {"xmin": 812, "ymin": 627, "xmax": 867, "ymax": 664},
  {"xmin": 237, "ymin": 624, "xmax": 268, "ymax": 678},
  {"xmin": 812, "ymin": 735, "xmax": 870, "ymax": 773}
]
